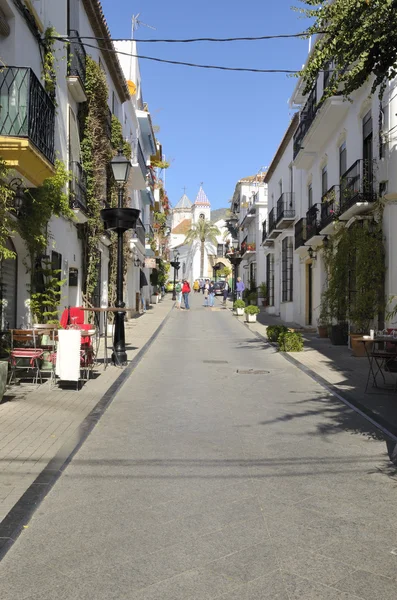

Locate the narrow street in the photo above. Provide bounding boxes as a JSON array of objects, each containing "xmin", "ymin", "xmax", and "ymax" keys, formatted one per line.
[{"xmin": 0, "ymin": 294, "xmax": 396, "ymax": 600}]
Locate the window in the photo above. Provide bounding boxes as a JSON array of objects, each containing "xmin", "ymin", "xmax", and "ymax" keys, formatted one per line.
[
  {"xmin": 112, "ymin": 91, "xmax": 120, "ymax": 118},
  {"xmin": 321, "ymin": 166, "xmax": 328, "ymax": 196},
  {"xmin": 339, "ymin": 142, "xmax": 347, "ymax": 177},
  {"xmin": 278, "ymin": 180, "xmax": 283, "ymax": 197},
  {"xmin": 289, "ymin": 165, "xmax": 293, "ymax": 194},
  {"xmin": 379, "ymin": 103, "xmax": 385, "ymax": 159},
  {"xmin": 308, "ymin": 184, "xmax": 313, "ymax": 208},
  {"xmin": 199, "ymin": 213, "xmax": 205, "ymax": 220},
  {"xmin": 323, "ymin": 60, "xmax": 331, "ymax": 91},
  {"xmin": 217, "ymin": 244, "xmax": 224, "ymax": 257},
  {"xmin": 67, "ymin": 0, "xmax": 80, "ymax": 32},
  {"xmin": 266, "ymin": 254, "xmax": 274, "ymax": 306},
  {"xmin": 51, "ymin": 251, "xmax": 62, "ymax": 282},
  {"xmin": 250, "ymin": 262, "xmax": 257, "ymax": 288},
  {"xmin": 281, "ymin": 238, "xmax": 293, "ymax": 302}
]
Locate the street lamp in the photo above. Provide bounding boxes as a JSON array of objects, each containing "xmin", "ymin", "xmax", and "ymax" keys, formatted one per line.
[
  {"xmin": 101, "ymin": 149, "xmax": 140, "ymax": 366},
  {"xmin": 9, "ymin": 178, "xmax": 25, "ymax": 216},
  {"xmin": 226, "ymin": 249, "xmax": 243, "ymax": 302},
  {"xmin": 170, "ymin": 251, "xmax": 180, "ymax": 301}
]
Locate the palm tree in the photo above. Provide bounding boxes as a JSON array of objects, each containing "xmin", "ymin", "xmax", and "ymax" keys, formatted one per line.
[{"xmin": 184, "ymin": 220, "xmax": 220, "ymax": 278}]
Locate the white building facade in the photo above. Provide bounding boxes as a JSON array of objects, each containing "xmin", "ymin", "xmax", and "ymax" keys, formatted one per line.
[{"xmin": 0, "ymin": 0, "xmax": 161, "ymax": 327}]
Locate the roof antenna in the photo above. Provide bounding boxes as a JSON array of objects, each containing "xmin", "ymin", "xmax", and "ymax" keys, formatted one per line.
[{"xmin": 132, "ymin": 13, "xmax": 156, "ymax": 39}]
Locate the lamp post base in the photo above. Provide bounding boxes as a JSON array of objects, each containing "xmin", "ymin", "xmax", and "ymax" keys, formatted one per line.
[{"xmin": 112, "ymin": 349, "xmax": 128, "ymax": 366}]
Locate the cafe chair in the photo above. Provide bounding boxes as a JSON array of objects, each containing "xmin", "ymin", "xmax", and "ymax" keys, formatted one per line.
[{"xmin": 9, "ymin": 329, "xmax": 45, "ymax": 385}]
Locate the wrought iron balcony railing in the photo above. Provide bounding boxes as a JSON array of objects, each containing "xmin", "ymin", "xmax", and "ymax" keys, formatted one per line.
[
  {"xmin": 0, "ymin": 67, "xmax": 55, "ymax": 164},
  {"xmin": 132, "ymin": 139, "xmax": 147, "ymax": 176},
  {"xmin": 294, "ymin": 218, "xmax": 307, "ymax": 250},
  {"xmin": 134, "ymin": 218, "xmax": 146, "ymax": 246},
  {"xmin": 340, "ymin": 159, "xmax": 377, "ymax": 213},
  {"xmin": 306, "ymin": 203, "xmax": 321, "ymax": 241},
  {"xmin": 262, "ymin": 219, "xmax": 268, "ymax": 243},
  {"xmin": 268, "ymin": 207, "xmax": 278, "ymax": 235},
  {"xmin": 276, "ymin": 192, "xmax": 295, "ymax": 223},
  {"xmin": 70, "ymin": 161, "xmax": 87, "ymax": 210},
  {"xmin": 293, "ymin": 86, "xmax": 317, "ymax": 159},
  {"xmin": 320, "ymin": 185, "xmax": 340, "ymax": 230},
  {"xmin": 68, "ymin": 30, "xmax": 87, "ymax": 87}
]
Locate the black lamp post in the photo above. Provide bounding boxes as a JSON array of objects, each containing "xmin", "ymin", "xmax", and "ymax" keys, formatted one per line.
[
  {"xmin": 226, "ymin": 250, "xmax": 243, "ymax": 302},
  {"xmin": 170, "ymin": 251, "xmax": 180, "ymax": 301},
  {"xmin": 100, "ymin": 149, "xmax": 140, "ymax": 366}
]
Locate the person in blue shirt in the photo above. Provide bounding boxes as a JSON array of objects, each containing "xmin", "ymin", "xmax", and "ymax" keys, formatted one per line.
[{"xmin": 236, "ymin": 278, "xmax": 245, "ymax": 300}]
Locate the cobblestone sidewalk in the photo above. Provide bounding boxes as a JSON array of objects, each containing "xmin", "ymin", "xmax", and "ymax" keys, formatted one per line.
[{"xmin": 0, "ymin": 298, "xmax": 173, "ymax": 523}]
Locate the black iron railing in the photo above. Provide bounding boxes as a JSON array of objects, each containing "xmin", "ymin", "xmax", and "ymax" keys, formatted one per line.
[
  {"xmin": 70, "ymin": 161, "xmax": 87, "ymax": 210},
  {"xmin": 268, "ymin": 207, "xmax": 278, "ymax": 235},
  {"xmin": 262, "ymin": 219, "xmax": 268, "ymax": 243},
  {"xmin": 320, "ymin": 185, "xmax": 340, "ymax": 230},
  {"xmin": 132, "ymin": 140, "xmax": 147, "ymax": 176},
  {"xmin": 276, "ymin": 192, "xmax": 295, "ymax": 223},
  {"xmin": 306, "ymin": 203, "xmax": 321, "ymax": 241},
  {"xmin": 0, "ymin": 67, "xmax": 55, "ymax": 163},
  {"xmin": 68, "ymin": 30, "xmax": 87, "ymax": 88},
  {"xmin": 294, "ymin": 218, "xmax": 307, "ymax": 250},
  {"xmin": 293, "ymin": 86, "xmax": 317, "ymax": 158},
  {"xmin": 340, "ymin": 159, "xmax": 377, "ymax": 213},
  {"xmin": 135, "ymin": 218, "xmax": 146, "ymax": 246}
]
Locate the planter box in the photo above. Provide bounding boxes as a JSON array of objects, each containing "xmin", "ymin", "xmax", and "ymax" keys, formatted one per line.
[
  {"xmin": 329, "ymin": 324, "xmax": 348, "ymax": 345},
  {"xmin": 236, "ymin": 308, "xmax": 244, "ymax": 316},
  {"xmin": 151, "ymin": 295, "xmax": 159, "ymax": 304},
  {"xmin": 246, "ymin": 313, "xmax": 257, "ymax": 323},
  {"xmin": 350, "ymin": 334, "xmax": 371, "ymax": 357},
  {"xmin": 318, "ymin": 325, "xmax": 329, "ymax": 338}
]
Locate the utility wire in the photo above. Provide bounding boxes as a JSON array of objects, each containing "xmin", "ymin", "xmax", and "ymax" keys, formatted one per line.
[
  {"xmin": 64, "ymin": 39, "xmax": 298, "ymax": 74},
  {"xmin": 56, "ymin": 31, "xmax": 315, "ymax": 43}
]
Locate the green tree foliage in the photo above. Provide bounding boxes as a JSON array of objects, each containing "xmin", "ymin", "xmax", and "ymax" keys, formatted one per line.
[
  {"xmin": 184, "ymin": 220, "xmax": 220, "ymax": 278},
  {"xmin": 296, "ymin": 0, "xmax": 397, "ymax": 99}
]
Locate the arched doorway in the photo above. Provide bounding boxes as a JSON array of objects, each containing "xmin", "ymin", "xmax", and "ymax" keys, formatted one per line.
[{"xmin": 0, "ymin": 238, "xmax": 17, "ymax": 328}]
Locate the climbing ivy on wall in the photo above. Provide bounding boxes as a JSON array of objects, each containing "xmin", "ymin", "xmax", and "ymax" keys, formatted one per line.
[
  {"xmin": 79, "ymin": 55, "xmax": 113, "ymax": 304},
  {"xmin": 0, "ymin": 160, "xmax": 16, "ymax": 261}
]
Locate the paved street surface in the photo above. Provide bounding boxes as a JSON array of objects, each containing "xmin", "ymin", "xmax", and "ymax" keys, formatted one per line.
[
  {"xmin": 0, "ymin": 299, "xmax": 172, "ymax": 523},
  {"xmin": 1, "ymin": 293, "xmax": 397, "ymax": 599}
]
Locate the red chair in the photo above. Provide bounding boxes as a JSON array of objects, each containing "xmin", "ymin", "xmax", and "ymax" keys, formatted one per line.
[{"xmin": 9, "ymin": 330, "xmax": 45, "ymax": 385}]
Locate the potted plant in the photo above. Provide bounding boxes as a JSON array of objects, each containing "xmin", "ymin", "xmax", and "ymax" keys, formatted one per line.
[
  {"xmin": 245, "ymin": 305, "xmax": 260, "ymax": 322},
  {"xmin": 233, "ymin": 299, "xmax": 245, "ymax": 316},
  {"xmin": 259, "ymin": 282, "xmax": 268, "ymax": 307},
  {"xmin": 278, "ymin": 331, "xmax": 304, "ymax": 352},
  {"xmin": 151, "ymin": 290, "xmax": 160, "ymax": 304},
  {"xmin": 317, "ymin": 292, "xmax": 330, "ymax": 338}
]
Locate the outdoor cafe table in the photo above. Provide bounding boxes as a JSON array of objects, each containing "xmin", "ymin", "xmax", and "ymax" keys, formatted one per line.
[
  {"xmin": 360, "ymin": 337, "xmax": 397, "ymax": 392},
  {"xmin": 81, "ymin": 307, "xmax": 134, "ymax": 369}
]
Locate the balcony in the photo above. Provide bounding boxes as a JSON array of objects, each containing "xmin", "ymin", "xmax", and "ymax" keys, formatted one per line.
[
  {"xmin": 276, "ymin": 192, "xmax": 295, "ymax": 228},
  {"xmin": 67, "ymin": 31, "xmax": 87, "ymax": 103},
  {"xmin": 136, "ymin": 109, "xmax": 156, "ymax": 155},
  {"xmin": 294, "ymin": 218, "xmax": 307, "ymax": 256},
  {"xmin": 268, "ymin": 207, "xmax": 282, "ymax": 239},
  {"xmin": 131, "ymin": 218, "xmax": 146, "ymax": 248},
  {"xmin": 0, "ymin": 67, "xmax": 55, "ymax": 186},
  {"xmin": 293, "ymin": 89, "xmax": 349, "ymax": 170},
  {"xmin": 339, "ymin": 159, "xmax": 377, "ymax": 220},
  {"xmin": 129, "ymin": 140, "xmax": 147, "ymax": 190},
  {"xmin": 305, "ymin": 203, "xmax": 323, "ymax": 247},
  {"xmin": 70, "ymin": 161, "xmax": 87, "ymax": 222},
  {"xmin": 293, "ymin": 86, "xmax": 317, "ymax": 159},
  {"xmin": 320, "ymin": 185, "xmax": 340, "ymax": 234}
]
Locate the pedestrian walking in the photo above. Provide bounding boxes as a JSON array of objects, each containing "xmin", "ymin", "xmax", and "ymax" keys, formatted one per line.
[
  {"xmin": 200, "ymin": 279, "xmax": 205, "ymax": 294},
  {"xmin": 222, "ymin": 280, "xmax": 229, "ymax": 306},
  {"xmin": 193, "ymin": 280, "xmax": 200, "ymax": 293},
  {"xmin": 236, "ymin": 277, "xmax": 245, "ymax": 300},
  {"xmin": 182, "ymin": 280, "xmax": 191, "ymax": 310},
  {"xmin": 208, "ymin": 281, "xmax": 215, "ymax": 307},
  {"xmin": 203, "ymin": 280, "xmax": 209, "ymax": 306},
  {"xmin": 175, "ymin": 280, "xmax": 182, "ymax": 309}
]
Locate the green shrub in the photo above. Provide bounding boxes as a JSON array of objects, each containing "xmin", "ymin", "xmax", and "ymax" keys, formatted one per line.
[
  {"xmin": 248, "ymin": 292, "xmax": 257, "ymax": 305},
  {"xmin": 266, "ymin": 325, "xmax": 289, "ymax": 342},
  {"xmin": 278, "ymin": 331, "xmax": 304, "ymax": 352},
  {"xmin": 244, "ymin": 305, "xmax": 260, "ymax": 315},
  {"xmin": 234, "ymin": 299, "xmax": 246, "ymax": 309}
]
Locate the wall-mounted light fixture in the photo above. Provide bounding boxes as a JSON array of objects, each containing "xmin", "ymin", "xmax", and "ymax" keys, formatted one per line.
[
  {"xmin": 308, "ymin": 247, "xmax": 317, "ymax": 260},
  {"xmin": 9, "ymin": 178, "xmax": 25, "ymax": 216}
]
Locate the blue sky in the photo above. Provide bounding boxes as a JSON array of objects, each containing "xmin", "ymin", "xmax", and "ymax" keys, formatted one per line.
[{"xmin": 101, "ymin": 0, "xmax": 311, "ymax": 209}]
